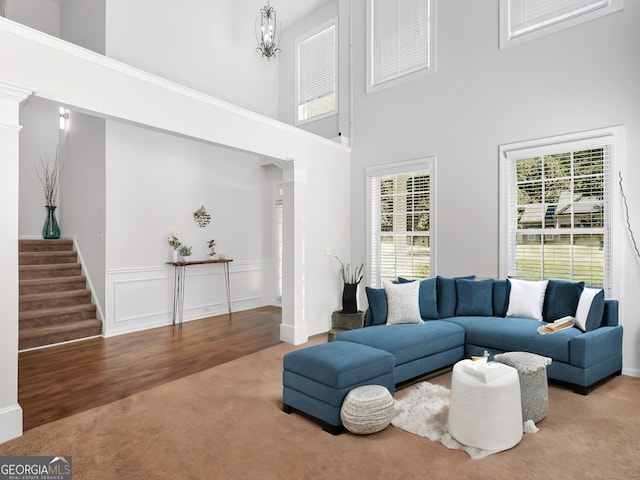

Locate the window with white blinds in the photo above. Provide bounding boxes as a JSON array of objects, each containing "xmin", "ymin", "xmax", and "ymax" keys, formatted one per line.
[
  {"xmin": 367, "ymin": 158, "xmax": 434, "ymax": 287},
  {"xmin": 275, "ymin": 200, "xmax": 284, "ymax": 298},
  {"xmin": 296, "ymin": 21, "xmax": 336, "ymax": 124},
  {"xmin": 367, "ymin": 0, "xmax": 434, "ymax": 93},
  {"xmin": 500, "ymin": 0, "xmax": 623, "ymax": 48},
  {"xmin": 500, "ymin": 127, "xmax": 622, "ymax": 296}
]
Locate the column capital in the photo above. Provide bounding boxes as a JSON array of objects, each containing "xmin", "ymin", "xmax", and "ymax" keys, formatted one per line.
[
  {"xmin": 263, "ymin": 158, "xmax": 314, "ymax": 183},
  {"xmin": 0, "ymin": 80, "xmax": 35, "ymax": 103}
]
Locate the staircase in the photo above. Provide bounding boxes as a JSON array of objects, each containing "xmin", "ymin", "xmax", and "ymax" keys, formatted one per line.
[{"xmin": 19, "ymin": 239, "xmax": 103, "ymax": 350}]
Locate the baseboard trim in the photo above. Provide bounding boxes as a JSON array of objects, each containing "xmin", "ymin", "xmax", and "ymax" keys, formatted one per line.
[
  {"xmin": 280, "ymin": 323, "xmax": 308, "ymax": 345},
  {"xmin": 0, "ymin": 403, "xmax": 23, "ymax": 444}
]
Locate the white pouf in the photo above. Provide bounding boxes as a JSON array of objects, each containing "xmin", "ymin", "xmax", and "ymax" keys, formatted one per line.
[
  {"xmin": 448, "ymin": 360, "xmax": 523, "ymax": 451},
  {"xmin": 340, "ymin": 385, "xmax": 395, "ymax": 434}
]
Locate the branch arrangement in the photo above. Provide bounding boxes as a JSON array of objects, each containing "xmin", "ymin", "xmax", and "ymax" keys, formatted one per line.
[
  {"xmin": 335, "ymin": 256, "xmax": 363, "ymax": 285},
  {"xmin": 35, "ymin": 146, "xmax": 61, "ymax": 206}
]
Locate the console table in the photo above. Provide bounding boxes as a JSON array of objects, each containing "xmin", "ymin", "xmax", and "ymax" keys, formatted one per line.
[{"xmin": 167, "ymin": 259, "xmax": 233, "ymax": 328}]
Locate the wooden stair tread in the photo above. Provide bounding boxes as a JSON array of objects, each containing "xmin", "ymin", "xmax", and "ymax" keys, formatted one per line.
[
  {"xmin": 20, "ymin": 263, "xmax": 80, "ymax": 271},
  {"xmin": 19, "ymin": 239, "xmax": 74, "ymax": 252},
  {"xmin": 19, "ymin": 289, "xmax": 91, "ymax": 312},
  {"xmin": 18, "ymin": 239, "xmax": 101, "ymax": 350},
  {"xmin": 19, "ymin": 319, "xmax": 103, "ymax": 350},
  {"xmin": 19, "ymin": 251, "xmax": 77, "ymax": 265},
  {"xmin": 20, "ymin": 319, "xmax": 102, "ymax": 339},
  {"xmin": 20, "ymin": 303, "xmax": 96, "ymax": 320},
  {"xmin": 19, "ymin": 264, "xmax": 82, "ymax": 280},
  {"xmin": 20, "ymin": 275, "xmax": 87, "ymax": 287},
  {"xmin": 20, "ymin": 289, "xmax": 90, "ymax": 303},
  {"xmin": 20, "ymin": 276, "xmax": 88, "ymax": 295}
]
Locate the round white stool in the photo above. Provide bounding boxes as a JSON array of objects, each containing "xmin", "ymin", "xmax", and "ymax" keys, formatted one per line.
[
  {"xmin": 340, "ymin": 385, "xmax": 395, "ymax": 435},
  {"xmin": 448, "ymin": 360, "xmax": 523, "ymax": 451}
]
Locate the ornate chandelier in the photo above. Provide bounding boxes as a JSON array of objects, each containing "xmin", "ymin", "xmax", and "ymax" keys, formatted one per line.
[{"xmin": 256, "ymin": 1, "xmax": 281, "ymax": 60}]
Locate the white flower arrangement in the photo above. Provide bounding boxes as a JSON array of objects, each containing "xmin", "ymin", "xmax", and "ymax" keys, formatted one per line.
[{"xmin": 168, "ymin": 232, "xmax": 182, "ymax": 250}]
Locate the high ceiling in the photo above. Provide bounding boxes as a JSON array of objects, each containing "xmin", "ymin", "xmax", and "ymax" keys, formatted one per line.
[{"xmin": 264, "ymin": 0, "xmax": 334, "ymax": 29}]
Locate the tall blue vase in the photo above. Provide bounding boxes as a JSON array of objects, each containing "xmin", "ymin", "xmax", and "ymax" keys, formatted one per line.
[{"xmin": 42, "ymin": 205, "xmax": 61, "ymax": 239}]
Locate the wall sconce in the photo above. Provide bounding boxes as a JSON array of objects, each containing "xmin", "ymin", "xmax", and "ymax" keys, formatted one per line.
[
  {"xmin": 256, "ymin": 1, "xmax": 281, "ymax": 60},
  {"xmin": 59, "ymin": 107, "xmax": 69, "ymax": 130}
]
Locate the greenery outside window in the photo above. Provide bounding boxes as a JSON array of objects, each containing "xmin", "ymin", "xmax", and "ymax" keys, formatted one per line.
[
  {"xmin": 367, "ymin": 158, "xmax": 435, "ymax": 287},
  {"xmin": 500, "ymin": 127, "xmax": 623, "ymax": 296}
]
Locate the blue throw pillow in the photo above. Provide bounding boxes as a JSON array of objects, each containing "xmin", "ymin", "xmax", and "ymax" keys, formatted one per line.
[
  {"xmin": 542, "ymin": 279, "xmax": 585, "ymax": 322},
  {"xmin": 492, "ymin": 279, "xmax": 511, "ymax": 317},
  {"xmin": 455, "ymin": 278, "xmax": 494, "ymax": 316},
  {"xmin": 436, "ymin": 275, "xmax": 475, "ymax": 318},
  {"xmin": 418, "ymin": 278, "xmax": 439, "ymax": 320},
  {"xmin": 365, "ymin": 286, "xmax": 387, "ymax": 326}
]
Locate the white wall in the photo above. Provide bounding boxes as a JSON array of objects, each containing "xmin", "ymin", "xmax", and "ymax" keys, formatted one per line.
[
  {"xmin": 304, "ymin": 155, "xmax": 352, "ymax": 334},
  {"xmin": 103, "ymin": 120, "xmax": 277, "ymax": 335},
  {"xmin": 18, "ymin": 98, "xmax": 60, "ymax": 236},
  {"xmin": 6, "ymin": 0, "xmax": 60, "ymax": 37},
  {"xmin": 61, "ymin": 0, "xmax": 105, "ymax": 54},
  {"xmin": 349, "ymin": 0, "xmax": 640, "ymax": 376},
  {"xmin": 105, "ymin": 0, "xmax": 280, "ymax": 119},
  {"xmin": 59, "ymin": 111, "xmax": 106, "ymax": 312}
]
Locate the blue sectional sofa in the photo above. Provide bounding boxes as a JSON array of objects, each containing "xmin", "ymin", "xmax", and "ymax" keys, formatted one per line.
[
  {"xmin": 282, "ymin": 276, "xmax": 623, "ymax": 433},
  {"xmin": 336, "ymin": 276, "xmax": 623, "ymax": 393}
]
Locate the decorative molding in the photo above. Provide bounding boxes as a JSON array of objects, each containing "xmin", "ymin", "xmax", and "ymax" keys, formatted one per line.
[
  {"xmin": 265, "ymin": 158, "xmax": 316, "ymax": 183},
  {"xmin": 112, "ymin": 275, "xmax": 168, "ymax": 324},
  {"xmin": 107, "ymin": 265, "xmax": 168, "ymax": 275},
  {"xmin": 0, "ymin": 18, "xmax": 350, "ymax": 154},
  {"xmin": 0, "ymin": 79, "xmax": 34, "ymax": 103},
  {"xmin": 280, "ymin": 322, "xmax": 308, "ymax": 346},
  {"xmin": 0, "ymin": 403, "xmax": 22, "ymax": 444},
  {"xmin": 0, "ymin": 122, "xmax": 22, "ymax": 131},
  {"xmin": 106, "ymin": 259, "xmax": 269, "ymax": 276},
  {"xmin": 72, "ymin": 236, "xmax": 105, "ymax": 323},
  {"xmin": 105, "ymin": 260, "xmax": 269, "ymax": 334}
]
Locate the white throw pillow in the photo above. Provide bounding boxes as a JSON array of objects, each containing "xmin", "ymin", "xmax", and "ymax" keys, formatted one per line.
[
  {"xmin": 384, "ymin": 280, "xmax": 423, "ymax": 325},
  {"xmin": 506, "ymin": 278, "xmax": 549, "ymax": 321},
  {"xmin": 574, "ymin": 287, "xmax": 600, "ymax": 332}
]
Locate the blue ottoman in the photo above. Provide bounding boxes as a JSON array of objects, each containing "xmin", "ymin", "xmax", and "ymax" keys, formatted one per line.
[{"xmin": 283, "ymin": 341, "xmax": 395, "ymax": 434}]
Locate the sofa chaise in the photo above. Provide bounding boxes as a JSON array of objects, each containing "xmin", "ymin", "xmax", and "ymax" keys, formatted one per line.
[{"xmin": 282, "ymin": 276, "xmax": 623, "ymax": 433}]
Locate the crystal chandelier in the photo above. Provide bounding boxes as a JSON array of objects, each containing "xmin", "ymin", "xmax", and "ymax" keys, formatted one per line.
[{"xmin": 256, "ymin": 1, "xmax": 281, "ymax": 60}]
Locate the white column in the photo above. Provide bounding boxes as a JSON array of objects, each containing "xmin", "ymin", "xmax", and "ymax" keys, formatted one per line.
[
  {"xmin": 0, "ymin": 80, "xmax": 33, "ymax": 443},
  {"xmin": 272, "ymin": 159, "xmax": 313, "ymax": 345}
]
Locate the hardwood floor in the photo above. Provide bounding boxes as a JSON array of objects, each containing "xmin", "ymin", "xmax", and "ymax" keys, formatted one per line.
[{"xmin": 18, "ymin": 306, "xmax": 282, "ymax": 431}]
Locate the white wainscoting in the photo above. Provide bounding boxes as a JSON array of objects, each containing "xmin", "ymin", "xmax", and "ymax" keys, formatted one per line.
[{"xmin": 104, "ymin": 260, "xmax": 272, "ymax": 337}]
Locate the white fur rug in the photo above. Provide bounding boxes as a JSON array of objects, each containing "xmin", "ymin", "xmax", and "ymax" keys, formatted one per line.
[{"xmin": 392, "ymin": 381, "xmax": 537, "ymax": 459}]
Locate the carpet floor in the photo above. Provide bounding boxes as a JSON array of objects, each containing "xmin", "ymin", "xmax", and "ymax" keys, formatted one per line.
[{"xmin": 1, "ymin": 338, "xmax": 639, "ymax": 479}]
